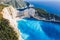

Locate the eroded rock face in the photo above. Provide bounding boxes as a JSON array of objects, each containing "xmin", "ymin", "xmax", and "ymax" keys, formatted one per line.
[
  {"xmin": 0, "ymin": 0, "xmax": 11, "ymax": 3},
  {"xmin": 2, "ymin": 6, "xmax": 17, "ymax": 27},
  {"xmin": 0, "ymin": 5, "xmax": 21, "ymax": 40}
]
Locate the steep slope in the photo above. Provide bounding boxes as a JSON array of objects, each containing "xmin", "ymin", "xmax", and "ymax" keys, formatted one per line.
[
  {"xmin": 0, "ymin": 4, "xmax": 21, "ymax": 40},
  {"xmin": 0, "ymin": 18, "xmax": 19, "ymax": 40},
  {"xmin": 25, "ymin": 2, "xmax": 60, "ymax": 22},
  {"xmin": 34, "ymin": 8, "xmax": 60, "ymax": 22},
  {"xmin": 0, "ymin": 0, "xmax": 26, "ymax": 8}
]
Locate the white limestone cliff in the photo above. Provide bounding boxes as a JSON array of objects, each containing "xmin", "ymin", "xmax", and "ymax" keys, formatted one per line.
[{"xmin": 1, "ymin": 6, "xmax": 22, "ymax": 40}]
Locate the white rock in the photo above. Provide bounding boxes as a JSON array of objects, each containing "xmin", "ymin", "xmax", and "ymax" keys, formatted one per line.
[{"xmin": 2, "ymin": 6, "xmax": 22, "ymax": 40}]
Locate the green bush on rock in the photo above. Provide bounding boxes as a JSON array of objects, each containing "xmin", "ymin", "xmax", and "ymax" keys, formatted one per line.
[{"xmin": 0, "ymin": 18, "xmax": 18, "ymax": 40}]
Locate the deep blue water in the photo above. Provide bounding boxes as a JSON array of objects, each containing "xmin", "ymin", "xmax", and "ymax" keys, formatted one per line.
[{"xmin": 28, "ymin": 1, "xmax": 60, "ymax": 16}]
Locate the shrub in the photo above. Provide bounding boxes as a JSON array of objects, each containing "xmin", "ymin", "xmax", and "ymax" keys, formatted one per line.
[{"xmin": 0, "ymin": 18, "xmax": 18, "ymax": 40}]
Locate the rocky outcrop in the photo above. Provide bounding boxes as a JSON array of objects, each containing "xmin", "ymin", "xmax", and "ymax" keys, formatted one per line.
[
  {"xmin": 34, "ymin": 8, "xmax": 60, "ymax": 22},
  {"xmin": 0, "ymin": 4, "xmax": 21, "ymax": 40},
  {"xmin": 0, "ymin": 0, "xmax": 26, "ymax": 8}
]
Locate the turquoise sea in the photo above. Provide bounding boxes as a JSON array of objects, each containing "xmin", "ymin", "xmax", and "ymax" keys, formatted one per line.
[{"xmin": 17, "ymin": 1, "xmax": 60, "ymax": 40}]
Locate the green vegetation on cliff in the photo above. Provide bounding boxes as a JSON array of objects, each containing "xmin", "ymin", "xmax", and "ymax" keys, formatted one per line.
[
  {"xmin": 34, "ymin": 7, "xmax": 60, "ymax": 21},
  {"xmin": 0, "ymin": 4, "xmax": 18, "ymax": 40},
  {"xmin": 0, "ymin": 18, "xmax": 18, "ymax": 40},
  {"xmin": 0, "ymin": 4, "xmax": 8, "ymax": 11}
]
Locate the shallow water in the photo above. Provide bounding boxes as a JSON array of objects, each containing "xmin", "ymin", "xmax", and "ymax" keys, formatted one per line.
[{"xmin": 17, "ymin": 18, "xmax": 60, "ymax": 40}]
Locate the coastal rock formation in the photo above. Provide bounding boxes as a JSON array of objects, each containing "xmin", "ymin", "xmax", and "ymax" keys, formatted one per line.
[
  {"xmin": 0, "ymin": 4, "xmax": 21, "ymax": 40},
  {"xmin": 34, "ymin": 8, "xmax": 60, "ymax": 22},
  {"xmin": 25, "ymin": 2, "xmax": 60, "ymax": 22},
  {"xmin": 0, "ymin": 0, "xmax": 26, "ymax": 8}
]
